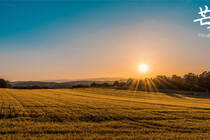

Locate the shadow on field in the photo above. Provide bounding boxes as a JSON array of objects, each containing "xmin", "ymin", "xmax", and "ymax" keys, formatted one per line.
[{"xmin": 159, "ymin": 89, "xmax": 210, "ymax": 99}]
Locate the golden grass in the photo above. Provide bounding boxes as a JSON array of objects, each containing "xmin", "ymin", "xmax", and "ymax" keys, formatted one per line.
[{"xmin": 0, "ymin": 88, "xmax": 210, "ymax": 139}]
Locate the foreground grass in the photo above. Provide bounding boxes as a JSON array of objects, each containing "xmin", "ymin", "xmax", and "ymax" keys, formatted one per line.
[{"xmin": 0, "ymin": 88, "xmax": 210, "ymax": 139}]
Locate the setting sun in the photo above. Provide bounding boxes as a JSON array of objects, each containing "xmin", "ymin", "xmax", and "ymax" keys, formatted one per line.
[{"xmin": 138, "ymin": 64, "xmax": 148, "ymax": 73}]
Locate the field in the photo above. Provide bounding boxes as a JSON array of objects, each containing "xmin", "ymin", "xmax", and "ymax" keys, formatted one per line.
[{"xmin": 0, "ymin": 88, "xmax": 210, "ymax": 139}]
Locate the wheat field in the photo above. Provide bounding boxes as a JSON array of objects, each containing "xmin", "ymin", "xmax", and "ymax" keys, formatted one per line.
[{"xmin": 0, "ymin": 88, "xmax": 210, "ymax": 139}]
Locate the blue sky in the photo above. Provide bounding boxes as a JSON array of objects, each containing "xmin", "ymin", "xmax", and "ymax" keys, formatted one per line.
[{"xmin": 0, "ymin": 0, "xmax": 210, "ymax": 81}]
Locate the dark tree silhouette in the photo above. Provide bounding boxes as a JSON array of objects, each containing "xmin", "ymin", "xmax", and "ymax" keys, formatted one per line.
[
  {"xmin": 198, "ymin": 71, "xmax": 210, "ymax": 92},
  {"xmin": 0, "ymin": 79, "xmax": 9, "ymax": 88},
  {"xmin": 184, "ymin": 73, "xmax": 198, "ymax": 91},
  {"xmin": 108, "ymin": 71, "xmax": 210, "ymax": 93}
]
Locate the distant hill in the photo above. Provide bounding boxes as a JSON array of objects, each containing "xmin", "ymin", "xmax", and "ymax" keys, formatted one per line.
[
  {"xmin": 42, "ymin": 77, "xmax": 126, "ymax": 83},
  {"xmin": 11, "ymin": 81, "xmax": 57, "ymax": 87},
  {"xmin": 10, "ymin": 80, "xmax": 118, "ymax": 89}
]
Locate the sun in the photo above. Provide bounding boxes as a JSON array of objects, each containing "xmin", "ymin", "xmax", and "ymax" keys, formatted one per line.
[{"xmin": 138, "ymin": 64, "xmax": 148, "ymax": 73}]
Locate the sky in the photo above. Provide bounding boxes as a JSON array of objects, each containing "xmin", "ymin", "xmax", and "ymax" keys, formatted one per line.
[{"xmin": 0, "ymin": 0, "xmax": 210, "ymax": 81}]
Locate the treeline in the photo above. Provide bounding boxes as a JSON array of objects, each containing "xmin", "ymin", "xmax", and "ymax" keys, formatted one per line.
[
  {"xmin": 1, "ymin": 71, "xmax": 210, "ymax": 92},
  {"xmin": 91, "ymin": 71, "xmax": 210, "ymax": 92}
]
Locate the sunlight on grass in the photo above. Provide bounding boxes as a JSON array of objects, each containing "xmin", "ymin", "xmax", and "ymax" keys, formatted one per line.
[{"xmin": 0, "ymin": 88, "xmax": 210, "ymax": 139}]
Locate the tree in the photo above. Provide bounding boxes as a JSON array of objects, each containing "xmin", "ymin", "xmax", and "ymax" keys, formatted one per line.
[
  {"xmin": 0, "ymin": 79, "xmax": 8, "ymax": 88},
  {"xmin": 198, "ymin": 71, "xmax": 210, "ymax": 92},
  {"xmin": 153, "ymin": 75, "xmax": 172, "ymax": 89},
  {"xmin": 126, "ymin": 79, "xmax": 133, "ymax": 86},
  {"xmin": 90, "ymin": 82, "xmax": 97, "ymax": 87},
  {"xmin": 184, "ymin": 73, "xmax": 198, "ymax": 91},
  {"xmin": 113, "ymin": 81, "xmax": 119, "ymax": 86},
  {"xmin": 171, "ymin": 75, "xmax": 185, "ymax": 90}
]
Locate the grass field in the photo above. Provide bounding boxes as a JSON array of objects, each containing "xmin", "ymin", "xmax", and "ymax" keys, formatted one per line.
[{"xmin": 0, "ymin": 88, "xmax": 210, "ymax": 139}]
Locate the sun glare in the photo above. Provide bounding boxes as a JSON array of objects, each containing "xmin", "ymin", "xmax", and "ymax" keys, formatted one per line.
[{"xmin": 138, "ymin": 64, "xmax": 148, "ymax": 73}]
